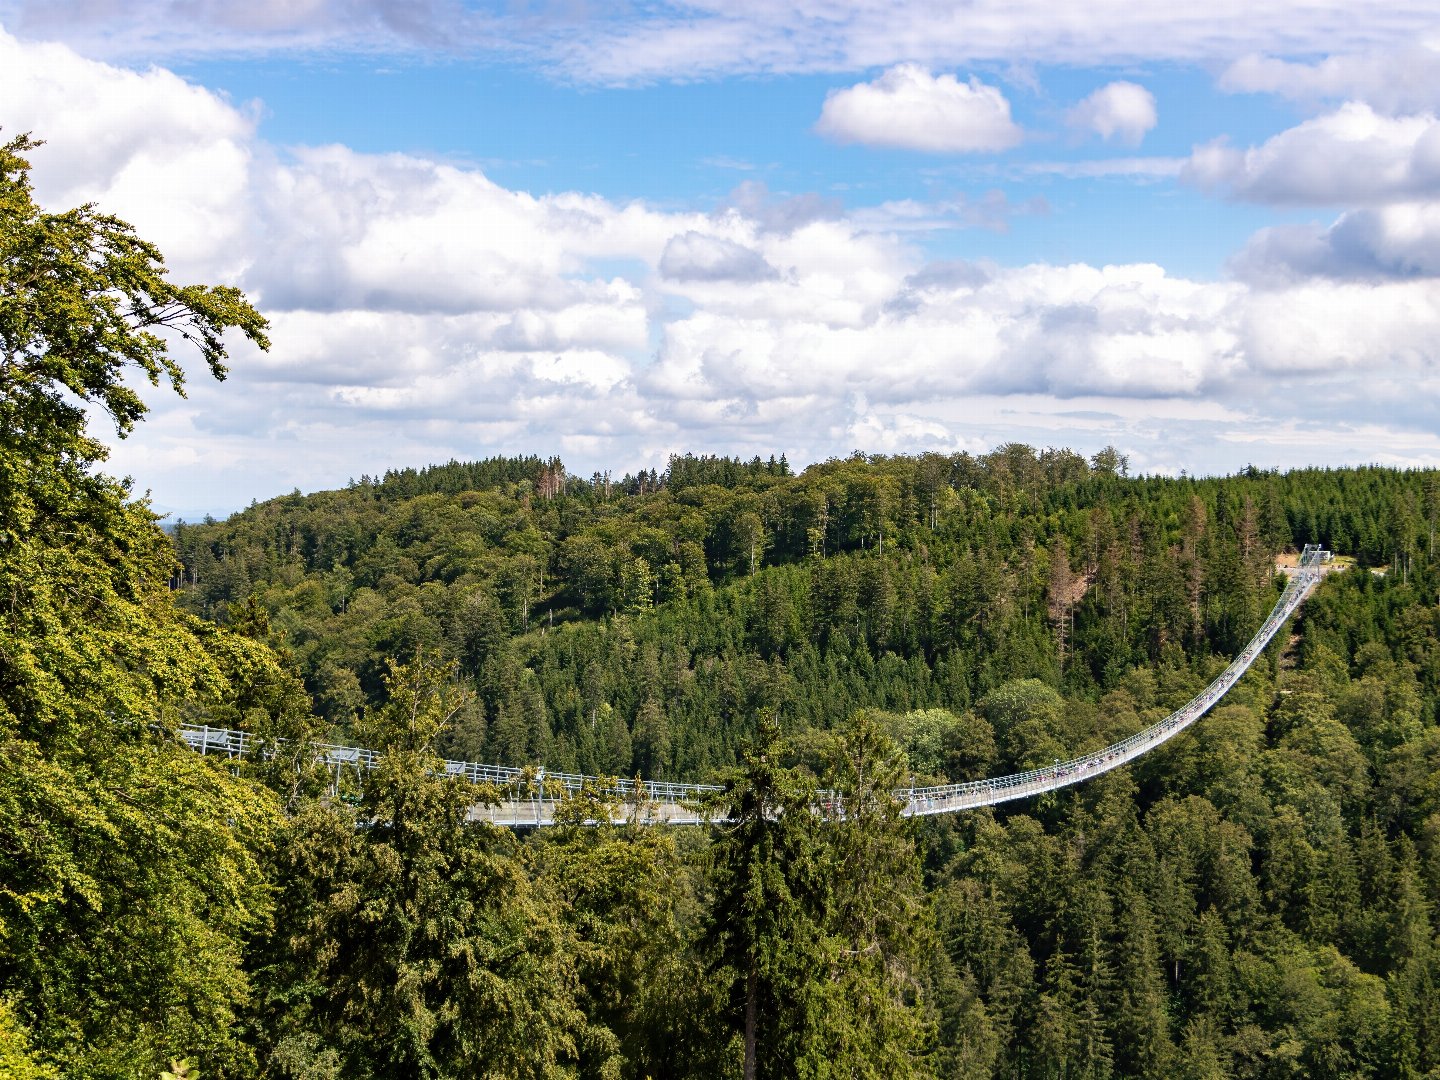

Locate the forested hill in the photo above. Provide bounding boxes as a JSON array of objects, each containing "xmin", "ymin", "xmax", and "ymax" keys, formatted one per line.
[
  {"xmin": 39, "ymin": 437, "xmax": 1440, "ymax": 1079},
  {"xmin": 158, "ymin": 448, "xmax": 1440, "ymax": 1078},
  {"xmin": 171, "ymin": 447, "xmax": 1439, "ymax": 781}
]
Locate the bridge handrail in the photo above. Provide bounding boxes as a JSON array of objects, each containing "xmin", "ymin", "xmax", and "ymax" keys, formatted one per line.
[
  {"xmin": 901, "ymin": 548, "xmax": 1326, "ymax": 813},
  {"xmin": 179, "ymin": 726, "xmax": 726, "ymax": 802}
]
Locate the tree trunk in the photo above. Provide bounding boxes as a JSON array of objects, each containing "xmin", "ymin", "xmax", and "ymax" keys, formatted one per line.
[{"xmin": 744, "ymin": 968, "xmax": 758, "ymax": 1080}]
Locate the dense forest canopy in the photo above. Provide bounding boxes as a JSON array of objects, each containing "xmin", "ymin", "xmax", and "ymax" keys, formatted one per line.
[
  {"xmin": 5, "ymin": 130, "xmax": 1440, "ymax": 1078},
  {"xmin": 171, "ymin": 446, "xmax": 1437, "ymax": 777},
  {"xmin": 162, "ymin": 445, "xmax": 1440, "ymax": 1080}
]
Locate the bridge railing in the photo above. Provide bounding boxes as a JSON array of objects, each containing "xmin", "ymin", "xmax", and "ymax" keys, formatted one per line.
[
  {"xmin": 180, "ymin": 725, "xmax": 724, "ymax": 812},
  {"xmin": 900, "ymin": 548, "xmax": 1327, "ymax": 815}
]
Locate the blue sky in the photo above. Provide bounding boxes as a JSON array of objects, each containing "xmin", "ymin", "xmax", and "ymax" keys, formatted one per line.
[
  {"xmin": 3, "ymin": 1, "xmax": 1440, "ymax": 518},
  {"xmin": 178, "ymin": 58, "xmax": 1302, "ymax": 275}
]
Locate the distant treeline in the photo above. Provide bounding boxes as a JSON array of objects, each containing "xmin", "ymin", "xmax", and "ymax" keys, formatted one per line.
[{"xmin": 342, "ymin": 450, "xmax": 795, "ymax": 504}]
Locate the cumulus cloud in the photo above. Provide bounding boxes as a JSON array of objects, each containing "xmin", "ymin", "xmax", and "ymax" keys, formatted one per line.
[
  {"xmin": 903, "ymin": 260, "xmax": 993, "ymax": 291},
  {"xmin": 1183, "ymin": 103, "xmax": 1440, "ymax": 205},
  {"xmin": 246, "ymin": 145, "xmax": 695, "ymax": 315},
  {"xmin": 721, "ymin": 181, "xmax": 844, "ymax": 234},
  {"xmin": 846, "ymin": 405, "xmax": 977, "ymax": 455},
  {"xmin": 815, "ymin": 65, "xmax": 1023, "ymax": 153},
  {"xmin": 1066, "ymin": 81, "xmax": 1157, "ymax": 145},
  {"xmin": 1239, "ymin": 280, "xmax": 1440, "ymax": 377},
  {"xmin": 0, "ymin": 32, "xmax": 256, "ymax": 280},
  {"xmin": 645, "ymin": 262, "xmax": 1248, "ymax": 410},
  {"xmin": 1233, "ymin": 203, "xmax": 1440, "ymax": 284}
]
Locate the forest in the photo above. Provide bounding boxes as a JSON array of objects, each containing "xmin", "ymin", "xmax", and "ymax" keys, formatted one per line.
[{"xmin": 5, "ymin": 130, "xmax": 1440, "ymax": 1079}]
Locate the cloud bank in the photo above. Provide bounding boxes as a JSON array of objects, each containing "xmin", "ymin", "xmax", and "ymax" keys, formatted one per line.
[
  {"xmin": 4, "ymin": 29, "xmax": 1440, "ymax": 517},
  {"xmin": 1221, "ymin": 44, "xmax": 1440, "ymax": 114},
  {"xmin": 8, "ymin": 0, "xmax": 1440, "ymax": 85}
]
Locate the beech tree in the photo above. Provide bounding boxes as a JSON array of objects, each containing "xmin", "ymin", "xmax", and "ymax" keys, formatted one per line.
[{"xmin": 0, "ymin": 132, "xmax": 281, "ymax": 1076}]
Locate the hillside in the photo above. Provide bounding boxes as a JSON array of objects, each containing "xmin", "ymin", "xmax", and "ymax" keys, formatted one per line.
[
  {"xmin": 155, "ymin": 449, "xmax": 1440, "ymax": 1078},
  {"xmin": 171, "ymin": 449, "xmax": 1436, "ymax": 778}
]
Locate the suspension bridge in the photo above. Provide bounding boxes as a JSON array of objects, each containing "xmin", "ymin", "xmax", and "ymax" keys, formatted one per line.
[{"xmin": 182, "ymin": 545, "xmax": 1334, "ymax": 826}]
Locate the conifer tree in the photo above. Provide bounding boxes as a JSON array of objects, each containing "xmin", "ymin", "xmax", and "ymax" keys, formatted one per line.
[
  {"xmin": 819, "ymin": 712, "xmax": 934, "ymax": 1079},
  {"xmin": 254, "ymin": 655, "xmax": 585, "ymax": 1078},
  {"xmin": 708, "ymin": 717, "xmax": 830, "ymax": 1080}
]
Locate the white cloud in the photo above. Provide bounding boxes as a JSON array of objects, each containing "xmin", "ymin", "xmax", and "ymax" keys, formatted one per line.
[
  {"xmin": 659, "ymin": 232, "xmax": 778, "ymax": 282},
  {"xmin": 1183, "ymin": 103, "xmax": 1440, "ymax": 205},
  {"xmin": 1066, "ymin": 81, "xmax": 1157, "ymax": 145},
  {"xmin": 1232, "ymin": 202, "xmax": 1440, "ymax": 283},
  {"xmin": 554, "ymin": 4, "xmax": 1440, "ymax": 86},
  {"xmin": 721, "ymin": 181, "xmax": 843, "ymax": 234},
  {"xmin": 247, "ymin": 145, "xmax": 697, "ymax": 315},
  {"xmin": 0, "ymin": 31, "xmax": 256, "ymax": 280},
  {"xmin": 1240, "ymin": 280, "xmax": 1440, "ymax": 376},
  {"xmin": 1019, "ymin": 157, "xmax": 1183, "ymax": 179},
  {"xmin": 816, "ymin": 65, "xmax": 1022, "ymax": 153},
  {"xmin": 0, "ymin": 0, "xmax": 501, "ymax": 59},
  {"xmin": 1221, "ymin": 44, "xmax": 1440, "ymax": 114},
  {"xmin": 848, "ymin": 190, "xmax": 1049, "ymax": 234},
  {"xmin": 847, "ymin": 405, "xmax": 979, "ymax": 455},
  {"xmin": 645, "ymin": 262, "xmax": 1247, "ymax": 410}
]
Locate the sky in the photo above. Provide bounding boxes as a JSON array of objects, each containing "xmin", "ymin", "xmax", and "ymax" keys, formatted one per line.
[{"xmin": 3, "ymin": 2, "xmax": 1440, "ymax": 519}]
